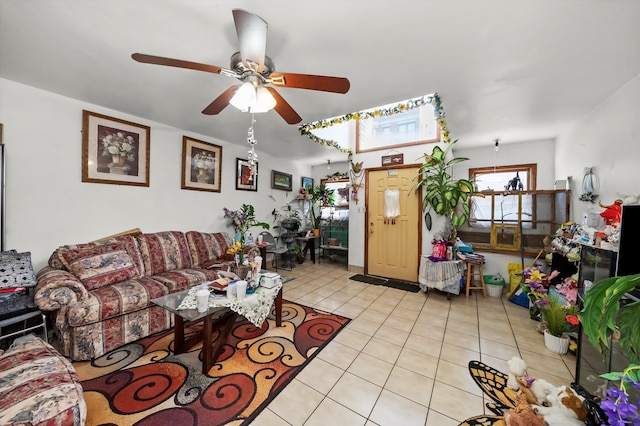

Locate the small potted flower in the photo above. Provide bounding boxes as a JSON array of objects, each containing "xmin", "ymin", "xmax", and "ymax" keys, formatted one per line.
[
  {"xmin": 536, "ymin": 294, "xmax": 579, "ymax": 354},
  {"xmin": 223, "ymin": 204, "xmax": 269, "ymax": 269}
]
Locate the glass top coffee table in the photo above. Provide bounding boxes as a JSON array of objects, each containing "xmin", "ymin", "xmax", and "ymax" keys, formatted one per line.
[
  {"xmin": 152, "ymin": 276, "xmax": 294, "ymax": 374},
  {"xmin": 152, "ymin": 290, "xmax": 236, "ymax": 374}
]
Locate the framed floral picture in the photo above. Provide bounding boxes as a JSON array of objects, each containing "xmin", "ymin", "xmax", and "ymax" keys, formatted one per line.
[
  {"xmin": 236, "ymin": 158, "xmax": 258, "ymax": 191},
  {"xmin": 82, "ymin": 110, "xmax": 150, "ymax": 186},
  {"xmin": 181, "ymin": 136, "xmax": 222, "ymax": 192},
  {"xmin": 271, "ymin": 170, "xmax": 293, "ymax": 191}
]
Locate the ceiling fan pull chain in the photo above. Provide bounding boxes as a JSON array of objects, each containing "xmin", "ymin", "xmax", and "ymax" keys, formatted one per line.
[{"xmin": 247, "ymin": 114, "xmax": 258, "ymax": 176}]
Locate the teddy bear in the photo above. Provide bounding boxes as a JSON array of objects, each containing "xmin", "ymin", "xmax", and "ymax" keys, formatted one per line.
[{"xmin": 503, "ymin": 391, "xmax": 546, "ymax": 426}]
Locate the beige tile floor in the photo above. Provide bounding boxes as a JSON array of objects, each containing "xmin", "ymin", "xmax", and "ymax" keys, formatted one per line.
[{"xmin": 252, "ymin": 260, "xmax": 577, "ymax": 426}]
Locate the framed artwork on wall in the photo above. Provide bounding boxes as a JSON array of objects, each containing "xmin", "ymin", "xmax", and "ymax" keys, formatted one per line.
[
  {"xmin": 236, "ymin": 158, "xmax": 258, "ymax": 191},
  {"xmin": 381, "ymin": 153, "xmax": 404, "ymax": 166},
  {"xmin": 81, "ymin": 110, "xmax": 150, "ymax": 186},
  {"xmin": 272, "ymin": 170, "xmax": 293, "ymax": 191},
  {"xmin": 181, "ymin": 136, "xmax": 222, "ymax": 192},
  {"xmin": 302, "ymin": 176, "xmax": 314, "ymax": 191}
]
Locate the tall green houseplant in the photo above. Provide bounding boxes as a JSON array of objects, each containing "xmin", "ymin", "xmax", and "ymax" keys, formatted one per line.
[
  {"xmin": 415, "ymin": 139, "xmax": 475, "ymax": 237},
  {"xmin": 579, "ymin": 273, "xmax": 640, "ymax": 364},
  {"xmin": 309, "ymin": 183, "xmax": 334, "ymax": 230}
]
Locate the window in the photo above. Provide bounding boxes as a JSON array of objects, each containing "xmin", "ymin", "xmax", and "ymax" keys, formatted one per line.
[
  {"xmin": 468, "ymin": 164, "xmax": 537, "ymax": 228},
  {"xmin": 356, "ymin": 96, "xmax": 439, "ymax": 152}
]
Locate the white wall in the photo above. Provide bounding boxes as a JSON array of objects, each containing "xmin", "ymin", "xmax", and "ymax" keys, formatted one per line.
[
  {"xmin": 555, "ymin": 73, "xmax": 640, "ymax": 223},
  {"xmin": 0, "ymin": 78, "xmax": 309, "ymax": 270}
]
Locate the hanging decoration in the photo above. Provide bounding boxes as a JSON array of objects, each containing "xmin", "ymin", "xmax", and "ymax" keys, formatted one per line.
[
  {"xmin": 384, "ymin": 189, "xmax": 400, "ymax": 224},
  {"xmin": 349, "ymin": 161, "xmax": 364, "ymax": 204},
  {"xmin": 246, "ymin": 114, "xmax": 258, "ymax": 176},
  {"xmin": 298, "ymin": 93, "xmax": 450, "ymax": 159},
  {"xmin": 579, "ymin": 167, "xmax": 598, "ymax": 203}
]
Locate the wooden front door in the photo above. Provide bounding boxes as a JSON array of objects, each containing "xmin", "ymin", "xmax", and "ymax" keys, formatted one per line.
[{"xmin": 365, "ymin": 166, "xmax": 421, "ymax": 282}]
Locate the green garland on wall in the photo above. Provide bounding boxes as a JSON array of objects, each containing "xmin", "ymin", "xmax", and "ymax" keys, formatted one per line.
[{"xmin": 298, "ymin": 93, "xmax": 450, "ymax": 160}]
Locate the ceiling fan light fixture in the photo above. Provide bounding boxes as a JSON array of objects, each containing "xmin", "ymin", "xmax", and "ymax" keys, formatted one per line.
[
  {"xmin": 229, "ymin": 82, "xmax": 276, "ymax": 113},
  {"xmin": 229, "ymin": 82, "xmax": 256, "ymax": 112},
  {"xmin": 253, "ymin": 86, "xmax": 276, "ymax": 112}
]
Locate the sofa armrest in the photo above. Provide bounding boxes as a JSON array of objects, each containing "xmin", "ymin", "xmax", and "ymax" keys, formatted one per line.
[{"xmin": 34, "ymin": 267, "xmax": 88, "ymax": 311}]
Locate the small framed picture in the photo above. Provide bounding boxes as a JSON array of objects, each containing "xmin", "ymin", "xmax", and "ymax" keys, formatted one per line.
[
  {"xmin": 236, "ymin": 158, "xmax": 258, "ymax": 191},
  {"xmin": 302, "ymin": 176, "xmax": 314, "ymax": 191},
  {"xmin": 381, "ymin": 153, "xmax": 404, "ymax": 166},
  {"xmin": 272, "ymin": 170, "xmax": 293, "ymax": 191},
  {"xmin": 181, "ymin": 136, "xmax": 222, "ymax": 192},
  {"xmin": 82, "ymin": 110, "xmax": 150, "ymax": 186}
]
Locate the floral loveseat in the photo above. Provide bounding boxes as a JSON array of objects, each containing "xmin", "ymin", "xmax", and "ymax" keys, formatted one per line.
[{"xmin": 34, "ymin": 230, "xmax": 257, "ymax": 361}]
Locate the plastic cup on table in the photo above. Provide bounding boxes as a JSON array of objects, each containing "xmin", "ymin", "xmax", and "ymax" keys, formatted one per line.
[
  {"xmin": 236, "ymin": 280, "xmax": 247, "ymax": 300},
  {"xmin": 196, "ymin": 288, "xmax": 209, "ymax": 312}
]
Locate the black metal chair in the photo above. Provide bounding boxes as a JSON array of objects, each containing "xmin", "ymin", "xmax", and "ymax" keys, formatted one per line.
[{"xmin": 259, "ymin": 231, "xmax": 287, "ymax": 271}]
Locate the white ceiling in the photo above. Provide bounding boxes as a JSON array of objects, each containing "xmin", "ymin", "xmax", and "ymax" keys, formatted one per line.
[{"xmin": 1, "ymin": 0, "xmax": 639, "ymax": 166}]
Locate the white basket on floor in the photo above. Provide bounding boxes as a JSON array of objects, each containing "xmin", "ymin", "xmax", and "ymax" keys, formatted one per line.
[{"xmin": 486, "ymin": 283, "xmax": 504, "ymax": 297}]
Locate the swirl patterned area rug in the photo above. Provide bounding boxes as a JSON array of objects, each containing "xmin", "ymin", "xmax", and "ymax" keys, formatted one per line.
[{"xmin": 73, "ymin": 300, "xmax": 350, "ymax": 425}]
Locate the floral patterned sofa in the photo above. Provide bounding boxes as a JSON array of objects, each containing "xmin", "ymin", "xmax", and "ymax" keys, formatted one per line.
[
  {"xmin": 0, "ymin": 334, "xmax": 87, "ymax": 425},
  {"xmin": 34, "ymin": 230, "xmax": 257, "ymax": 361}
]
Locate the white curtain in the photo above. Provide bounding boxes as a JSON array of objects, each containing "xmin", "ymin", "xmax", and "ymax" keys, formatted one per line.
[{"xmin": 384, "ymin": 189, "xmax": 400, "ymax": 224}]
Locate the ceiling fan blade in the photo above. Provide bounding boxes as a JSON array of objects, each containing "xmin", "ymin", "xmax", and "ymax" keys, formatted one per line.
[
  {"xmin": 270, "ymin": 72, "xmax": 350, "ymax": 94},
  {"xmin": 132, "ymin": 53, "xmax": 223, "ymax": 74},
  {"xmin": 266, "ymin": 87, "xmax": 302, "ymax": 124},
  {"xmin": 232, "ymin": 9, "xmax": 267, "ymax": 73},
  {"xmin": 202, "ymin": 85, "xmax": 239, "ymax": 115}
]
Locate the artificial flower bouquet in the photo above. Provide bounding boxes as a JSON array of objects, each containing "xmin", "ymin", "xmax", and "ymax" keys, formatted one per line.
[{"xmin": 223, "ymin": 204, "xmax": 269, "ymax": 264}]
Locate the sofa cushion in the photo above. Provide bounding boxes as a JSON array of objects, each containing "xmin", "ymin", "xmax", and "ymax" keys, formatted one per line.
[
  {"xmin": 50, "ymin": 235, "xmax": 145, "ymax": 276},
  {"xmin": 186, "ymin": 231, "xmax": 229, "ymax": 267},
  {"xmin": 137, "ymin": 231, "xmax": 193, "ymax": 276},
  {"xmin": 66, "ymin": 276, "xmax": 168, "ymax": 327},
  {"xmin": 58, "ymin": 243, "xmax": 139, "ymax": 291},
  {"xmin": 150, "ymin": 268, "xmax": 219, "ymax": 293},
  {"xmin": 0, "ymin": 335, "xmax": 86, "ymax": 426}
]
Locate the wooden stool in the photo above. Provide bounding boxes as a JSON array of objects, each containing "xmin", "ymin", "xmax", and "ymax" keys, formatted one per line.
[{"xmin": 465, "ymin": 259, "xmax": 487, "ymax": 298}]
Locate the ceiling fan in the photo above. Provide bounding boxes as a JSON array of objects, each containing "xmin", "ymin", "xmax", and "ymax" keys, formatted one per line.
[{"xmin": 132, "ymin": 9, "xmax": 350, "ymax": 125}]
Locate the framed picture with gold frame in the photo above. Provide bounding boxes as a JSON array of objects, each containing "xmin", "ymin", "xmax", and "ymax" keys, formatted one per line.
[
  {"xmin": 181, "ymin": 136, "xmax": 222, "ymax": 192},
  {"xmin": 81, "ymin": 110, "xmax": 150, "ymax": 186}
]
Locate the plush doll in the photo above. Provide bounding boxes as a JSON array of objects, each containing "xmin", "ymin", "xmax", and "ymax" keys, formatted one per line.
[
  {"xmin": 506, "ymin": 357, "xmax": 538, "ymax": 405},
  {"xmin": 503, "ymin": 391, "xmax": 547, "ymax": 426},
  {"xmin": 533, "ymin": 385, "xmax": 587, "ymax": 425}
]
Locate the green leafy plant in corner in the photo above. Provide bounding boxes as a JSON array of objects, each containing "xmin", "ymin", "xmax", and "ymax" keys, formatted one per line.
[
  {"xmin": 414, "ymin": 139, "xmax": 477, "ymax": 235},
  {"xmin": 540, "ymin": 294, "xmax": 579, "ymax": 337},
  {"xmin": 578, "ymin": 273, "xmax": 640, "ymax": 364}
]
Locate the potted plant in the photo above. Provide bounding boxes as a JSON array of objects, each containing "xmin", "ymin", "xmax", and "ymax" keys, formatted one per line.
[
  {"xmin": 223, "ymin": 204, "xmax": 269, "ymax": 266},
  {"xmin": 272, "ymin": 205, "xmax": 301, "ymax": 232},
  {"xmin": 309, "ymin": 183, "xmax": 334, "ymax": 236},
  {"xmin": 287, "ymin": 244, "xmax": 304, "ymax": 264},
  {"xmin": 578, "ymin": 273, "xmax": 640, "ymax": 424},
  {"xmin": 538, "ymin": 294, "xmax": 579, "ymax": 354},
  {"xmin": 414, "ymin": 139, "xmax": 477, "ymax": 238}
]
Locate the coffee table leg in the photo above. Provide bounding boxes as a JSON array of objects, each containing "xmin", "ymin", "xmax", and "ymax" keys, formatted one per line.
[
  {"xmin": 174, "ymin": 315, "xmax": 186, "ymax": 354},
  {"xmin": 275, "ymin": 287, "xmax": 283, "ymax": 327},
  {"xmin": 202, "ymin": 310, "xmax": 238, "ymax": 374}
]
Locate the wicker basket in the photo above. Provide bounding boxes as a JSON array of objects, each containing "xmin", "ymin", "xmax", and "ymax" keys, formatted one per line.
[
  {"xmin": 230, "ymin": 265, "xmax": 250, "ymax": 280},
  {"xmin": 327, "ymin": 238, "xmax": 339, "ymax": 246}
]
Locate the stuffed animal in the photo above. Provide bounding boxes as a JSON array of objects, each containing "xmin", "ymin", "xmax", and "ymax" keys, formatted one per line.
[
  {"xmin": 503, "ymin": 391, "xmax": 546, "ymax": 426},
  {"xmin": 506, "ymin": 357, "xmax": 539, "ymax": 405},
  {"xmin": 533, "ymin": 385, "xmax": 587, "ymax": 425}
]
